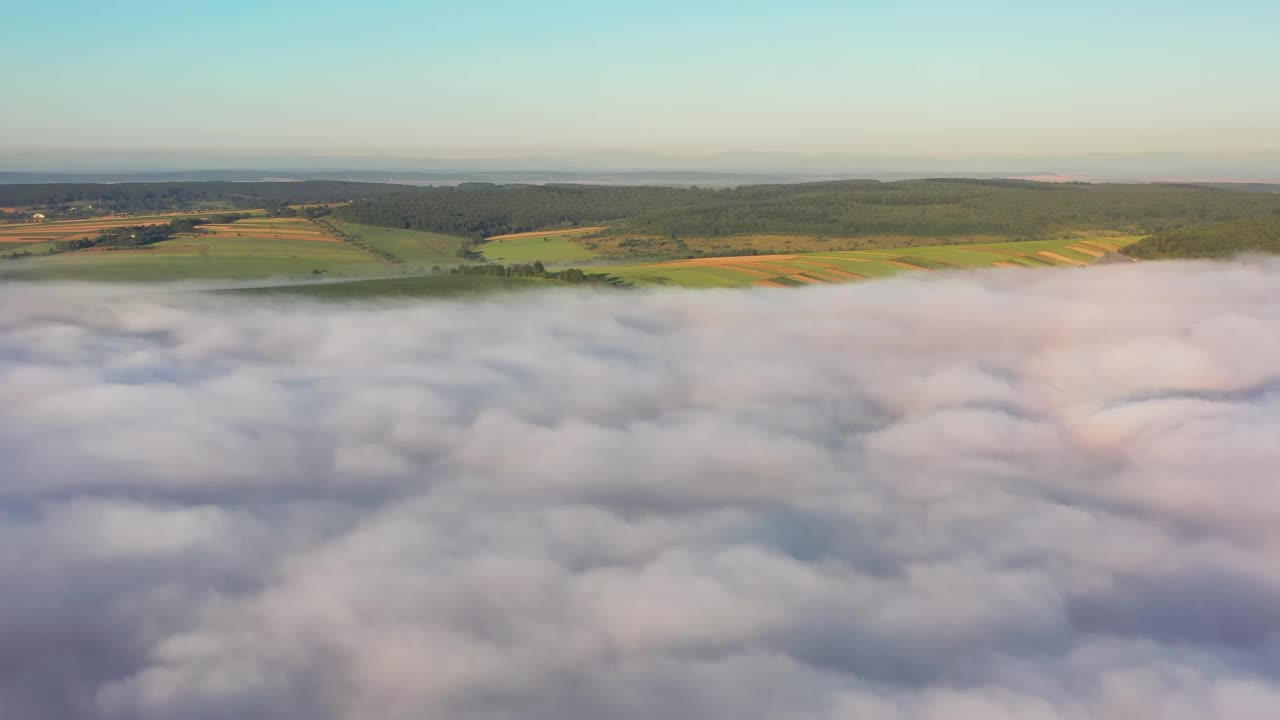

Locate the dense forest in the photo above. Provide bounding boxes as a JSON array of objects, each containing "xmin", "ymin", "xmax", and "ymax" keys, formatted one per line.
[
  {"xmin": 0, "ymin": 181, "xmax": 416, "ymax": 216},
  {"xmin": 1122, "ymin": 217, "xmax": 1280, "ymax": 259},
  {"xmin": 337, "ymin": 183, "xmax": 692, "ymax": 238},
  {"xmin": 334, "ymin": 179, "xmax": 1280, "ymax": 241}
]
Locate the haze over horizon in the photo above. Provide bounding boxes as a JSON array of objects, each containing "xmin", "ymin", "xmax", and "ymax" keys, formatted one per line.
[{"xmin": 4, "ymin": 0, "xmax": 1278, "ymax": 170}]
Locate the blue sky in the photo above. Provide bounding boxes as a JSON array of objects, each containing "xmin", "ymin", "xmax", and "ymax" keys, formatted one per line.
[{"xmin": 3, "ymin": 0, "xmax": 1278, "ymax": 158}]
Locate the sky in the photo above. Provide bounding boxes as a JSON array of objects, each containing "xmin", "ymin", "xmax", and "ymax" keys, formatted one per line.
[
  {"xmin": 4, "ymin": 261, "xmax": 1280, "ymax": 718},
  {"xmin": 3, "ymin": 0, "xmax": 1279, "ymax": 163}
]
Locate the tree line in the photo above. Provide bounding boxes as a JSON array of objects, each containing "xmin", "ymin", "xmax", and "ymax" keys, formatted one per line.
[
  {"xmin": 53, "ymin": 218, "xmax": 204, "ymax": 251},
  {"xmin": 451, "ymin": 261, "xmax": 612, "ymax": 285},
  {"xmin": 43, "ymin": 215, "xmax": 254, "ymax": 254},
  {"xmin": 0, "ymin": 181, "xmax": 412, "ymax": 217}
]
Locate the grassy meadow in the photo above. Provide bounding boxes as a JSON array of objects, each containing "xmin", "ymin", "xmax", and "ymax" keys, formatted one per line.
[
  {"xmin": 2, "ymin": 236, "xmax": 384, "ymax": 281},
  {"xmin": 325, "ymin": 219, "xmax": 463, "ymax": 267},
  {"xmin": 477, "ymin": 231, "xmax": 601, "ymax": 265}
]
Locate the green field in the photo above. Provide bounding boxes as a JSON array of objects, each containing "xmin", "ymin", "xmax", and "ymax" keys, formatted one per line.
[
  {"xmin": 586, "ymin": 264, "xmax": 754, "ymax": 288},
  {"xmin": 591, "ymin": 236, "xmax": 1141, "ymax": 289},
  {"xmin": 477, "ymin": 233, "xmax": 600, "ymax": 265},
  {"xmin": 1, "ymin": 235, "xmax": 387, "ymax": 281},
  {"xmin": 0, "ymin": 239, "xmax": 60, "ymax": 255},
  {"xmin": 215, "ymin": 234, "xmax": 1139, "ymax": 297},
  {"xmin": 327, "ymin": 220, "xmax": 464, "ymax": 266},
  {"xmin": 0, "ymin": 216, "xmax": 1140, "ymax": 288}
]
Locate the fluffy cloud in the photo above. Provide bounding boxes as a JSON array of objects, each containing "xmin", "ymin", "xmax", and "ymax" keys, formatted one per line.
[{"xmin": 3, "ymin": 261, "xmax": 1280, "ymax": 719}]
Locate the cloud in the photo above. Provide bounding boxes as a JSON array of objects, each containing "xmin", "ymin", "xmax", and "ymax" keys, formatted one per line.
[{"xmin": 2, "ymin": 261, "xmax": 1280, "ymax": 719}]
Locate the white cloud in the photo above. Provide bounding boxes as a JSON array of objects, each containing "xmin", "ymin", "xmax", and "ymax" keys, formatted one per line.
[{"xmin": 2, "ymin": 261, "xmax": 1280, "ymax": 719}]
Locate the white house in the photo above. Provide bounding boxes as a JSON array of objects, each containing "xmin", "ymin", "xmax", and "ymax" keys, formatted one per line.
[{"xmin": 31, "ymin": 213, "xmax": 46, "ymax": 221}]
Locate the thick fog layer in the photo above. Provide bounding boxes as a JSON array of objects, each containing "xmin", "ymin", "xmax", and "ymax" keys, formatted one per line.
[{"xmin": 3, "ymin": 262, "xmax": 1280, "ymax": 720}]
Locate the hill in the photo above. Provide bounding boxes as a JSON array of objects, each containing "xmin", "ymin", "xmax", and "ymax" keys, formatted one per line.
[
  {"xmin": 333, "ymin": 180, "xmax": 1280, "ymax": 261},
  {"xmin": 1122, "ymin": 218, "xmax": 1280, "ymax": 259},
  {"xmin": 5, "ymin": 181, "xmax": 1275, "ymax": 286}
]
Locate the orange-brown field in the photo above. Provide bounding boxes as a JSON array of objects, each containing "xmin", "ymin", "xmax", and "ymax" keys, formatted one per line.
[
  {"xmin": 195, "ymin": 218, "xmax": 341, "ymax": 242},
  {"xmin": 1064, "ymin": 244, "xmax": 1107, "ymax": 258},
  {"xmin": 1036, "ymin": 251, "xmax": 1088, "ymax": 266},
  {"xmin": 0, "ymin": 219, "xmax": 171, "ymax": 242},
  {"xmin": 1077, "ymin": 239, "xmax": 1122, "ymax": 252},
  {"xmin": 0, "ymin": 214, "xmax": 339, "ymax": 245},
  {"xmin": 660, "ymin": 254, "xmax": 874, "ymax": 285},
  {"xmin": 0, "ymin": 213, "xmax": 225, "ymax": 243}
]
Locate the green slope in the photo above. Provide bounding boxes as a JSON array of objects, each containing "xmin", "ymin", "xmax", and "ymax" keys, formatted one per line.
[
  {"xmin": 1122, "ymin": 218, "xmax": 1280, "ymax": 259},
  {"xmin": 325, "ymin": 220, "xmax": 464, "ymax": 267}
]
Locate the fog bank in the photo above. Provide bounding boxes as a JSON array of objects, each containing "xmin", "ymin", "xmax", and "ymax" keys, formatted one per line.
[{"xmin": 3, "ymin": 261, "xmax": 1280, "ymax": 719}]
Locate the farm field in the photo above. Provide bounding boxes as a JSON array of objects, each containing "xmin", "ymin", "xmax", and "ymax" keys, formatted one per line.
[
  {"xmin": 325, "ymin": 220, "xmax": 463, "ymax": 266},
  {"xmin": 579, "ymin": 231, "xmax": 1035, "ymax": 260},
  {"xmin": 593, "ymin": 236, "xmax": 1142, "ymax": 288},
  {"xmin": 1, "ymin": 234, "xmax": 387, "ymax": 281},
  {"xmin": 0, "ymin": 212, "xmax": 1140, "ymax": 286},
  {"xmin": 197, "ymin": 217, "xmax": 337, "ymax": 242},
  {"xmin": 493, "ymin": 225, "xmax": 1138, "ymax": 263},
  {"xmin": 206, "ymin": 234, "xmax": 1141, "ymax": 298},
  {"xmin": 477, "ymin": 231, "xmax": 601, "ymax": 265},
  {"xmin": 0, "ymin": 211, "xmax": 259, "ymax": 244},
  {"xmin": 0, "ymin": 215, "xmax": 403, "ymax": 280}
]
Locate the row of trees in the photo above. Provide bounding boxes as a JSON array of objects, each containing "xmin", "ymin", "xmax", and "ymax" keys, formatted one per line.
[
  {"xmin": 55, "ymin": 218, "xmax": 208, "ymax": 251},
  {"xmin": 264, "ymin": 204, "xmax": 335, "ymax": 219},
  {"xmin": 451, "ymin": 262, "xmax": 607, "ymax": 285},
  {"xmin": 314, "ymin": 217, "xmax": 402, "ymax": 264}
]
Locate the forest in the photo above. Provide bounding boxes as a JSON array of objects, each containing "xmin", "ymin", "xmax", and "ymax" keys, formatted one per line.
[
  {"xmin": 333, "ymin": 179, "xmax": 1280, "ymax": 241},
  {"xmin": 1122, "ymin": 217, "xmax": 1280, "ymax": 259}
]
